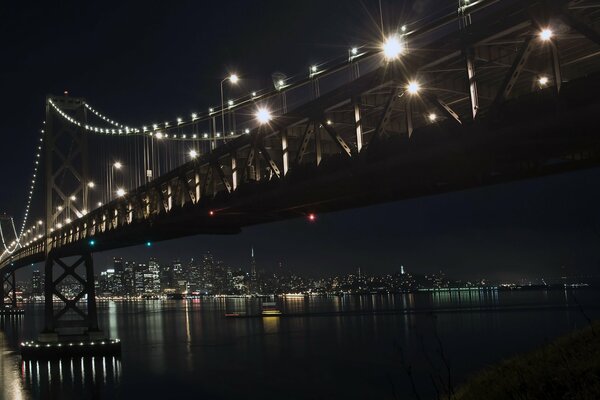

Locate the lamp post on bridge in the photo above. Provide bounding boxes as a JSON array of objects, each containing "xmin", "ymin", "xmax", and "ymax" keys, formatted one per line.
[
  {"xmin": 220, "ymin": 74, "xmax": 239, "ymax": 149},
  {"xmin": 110, "ymin": 162, "xmax": 122, "ymax": 201}
]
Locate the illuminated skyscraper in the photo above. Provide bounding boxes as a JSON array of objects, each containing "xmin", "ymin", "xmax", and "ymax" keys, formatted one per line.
[{"xmin": 31, "ymin": 269, "xmax": 42, "ymax": 296}]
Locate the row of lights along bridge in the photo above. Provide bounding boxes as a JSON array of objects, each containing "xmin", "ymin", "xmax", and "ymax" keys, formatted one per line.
[{"xmin": 15, "ymin": 26, "xmax": 558, "ymax": 247}]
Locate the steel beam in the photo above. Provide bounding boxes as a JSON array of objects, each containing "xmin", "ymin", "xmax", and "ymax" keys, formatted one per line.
[
  {"xmin": 201, "ymin": 166, "xmax": 213, "ymax": 197},
  {"xmin": 295, "ymin": 121, "xmax": 315, "ymax": 165},
  {"xmin": 465, "ymin": 48, "xmax": 480, "ymax": 120},
  {"xmin": 353, "ymin": 97, "xmax": 363, "ymax": 152},
  {"xmin": 281, "ymin": 128, "xmax": 289, "ymax": 176},
  {"xmin": 258, "ymin": 144, "xmax": 281, "ymax": 179},
  {"xmin": 1, "ymin": 272, "xmax": 16, "ymax": 308},
  {"xmin": 315, "ymin": 126, "xmax": 322, "ymax": 166},
  {"xmin": 213, "ymin": 161, "xmax": 232, "ymax": 193},
  {"xmin": 231, "ymin": 152, "xmax": 238, "ymax": 190},
  {"xmin": 425, "ymin": 94, "xmax": 463, "ymax": 125},
  {"xmin": 319, "ymin": 119, "xmax": 353, "ymax": 158},
  {"xmin": 560, "ymin": 11, "xmax": 600, "ymax": 47},
  {"xmin": 43, "ymin": 251, "xmax": 99, "ymax": 334},
  {"xmin": 405, "ymin": 100, "xmax": 414, "ymax": 138},
  {"xmin": 493, "ymin": 36, "xmax": 534, "ymax": 104},
  {"xmin": 551, "ymin": 41, "xmax": 563, "ymax": 94},
  {"xmin": 370, "ymin": 86, "xmax": 402, "ymax": 146}
]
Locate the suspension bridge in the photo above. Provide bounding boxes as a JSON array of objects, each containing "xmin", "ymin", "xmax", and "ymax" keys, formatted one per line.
[{"xmin": 2, "ymin": 0, "xmax": 600, "ymax": 356}]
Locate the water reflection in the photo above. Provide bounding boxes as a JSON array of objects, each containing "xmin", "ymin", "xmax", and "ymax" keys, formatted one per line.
[
  {"xmin": 2, "ymin": 290, "xmax": 599, "ymax": 399},
  {"xmin": 21, "ymin": 356, "xmax": 121, "ymax": 399}
]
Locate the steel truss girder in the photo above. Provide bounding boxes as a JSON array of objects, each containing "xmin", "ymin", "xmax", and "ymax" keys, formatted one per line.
[
  {"xmin": 370, "ymin": 86, "xmax": 403, "ymax": 147},
  {"xmin": 319, "ymin": 118, "xmax": 353, "ymax": 158},
  {"xmin": 425, "ymin": 94, "xmax": 463, "ymax": 125},
  {"xmin": 258, "ymin": 142, "xmax": 281, "ymax": 179},
  {"xmin": 201, "ymin": 165, "xmax": 214, "ymax": 196},
  {"xmin": 464, "ymin": 47, "xmax": 480, "ymax": 120},
  {"xmin": 295, "ymin": 121, "xmax": 315, "ymax": 165},
  {"xmin": 43, "ymin": 251, "xmax": 99, "ymax": 333},
  {"xmin": 493, "ymin": 36, "xmax": 535, "ymax": 105},
  {"xmin": 550, "ymin": 41, "xmax": 563, "ymax": 94},
  {"xmin": 1, "ymin": 271, "xmax": 17, "ymax": 308},
  {"xmin": 560, "ymin": 10, "xmax": 600, "ymax": 47},
  {"xmin": 212, "ymin": 161, "xmax": 232, "ymax": 193}
]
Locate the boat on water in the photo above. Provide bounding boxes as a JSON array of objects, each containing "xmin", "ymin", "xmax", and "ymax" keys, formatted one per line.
[
  {"xmin": 261, "ymin": 301, "xmax": 282, "ymax": 316},
  {"xmin": 224, "ymin": 311, "xmax": 247, "ymax": 318}
]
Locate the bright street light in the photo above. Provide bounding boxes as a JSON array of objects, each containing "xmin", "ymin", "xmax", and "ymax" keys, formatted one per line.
[
  {"xmin": 221, "ymin": 74, "xmax": 240, "ymax": 145},
  {"xmin": 255, "ymin": 107, "xmax": 272, "ymax": 124},
  {"xmin": 382, "ymin": 34, "xmax": 405, "ymax": 60},
  {"xmin": 539, "ymin": 28, "xmax": 553, "ymax": 41},
  {"xmin": 407, "ymin": 81, "xmax": 421, "ymax": 95}
]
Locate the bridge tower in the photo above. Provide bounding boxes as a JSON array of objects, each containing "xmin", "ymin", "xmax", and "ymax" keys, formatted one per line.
[
  {"xmin": 40, "ymin": 95, "xmax": 102, "ymax": 341},
  {"xmin": 1, "ymin": 270, "xmax": 17, "ymax": 309},
  {"xmin": 0, "ymin": 215, "xmax": 17, "ymax": 311}
]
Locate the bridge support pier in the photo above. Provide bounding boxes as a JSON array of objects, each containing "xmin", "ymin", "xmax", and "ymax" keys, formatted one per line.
[
  {"xmin": 40, "ymin": 251, "xmax": 99, "ymax": 340},
  {"xmin": 1, "ymin": 271, "xmax": 17, "ymax": 308},
  {"xmin": 21, "ymin": 251, "xmax": 121, "ymax": 359}
]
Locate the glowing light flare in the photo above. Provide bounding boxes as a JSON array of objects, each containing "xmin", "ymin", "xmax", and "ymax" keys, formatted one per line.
[
  {"xmin": 382, "ymin": 35, "xmax": 405, "ymax": 60},
  {"xmin": 255, "ymin": 107, "xmax": 273, "ymax": 124},
  {"xmin": 229, "ymin": 74, "xmax": 239, "ymax": 84},
  {"xmin": 407, "ymin": 81, "xmax": 421, "ymax": 95},
  {"xmin": 539, "ymin": 28, "xmax": 553, "ymax": 41}
]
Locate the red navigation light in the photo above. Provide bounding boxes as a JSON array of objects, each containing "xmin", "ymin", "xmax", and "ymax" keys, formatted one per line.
[{"xmin": 308, "ymin": 213, "xmax": 316, "ymax": 222}]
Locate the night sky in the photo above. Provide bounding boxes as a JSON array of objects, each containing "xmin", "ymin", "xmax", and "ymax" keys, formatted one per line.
[{"xmin": 1, "ymin": 0, "xmax": 599, "ymax": 281}]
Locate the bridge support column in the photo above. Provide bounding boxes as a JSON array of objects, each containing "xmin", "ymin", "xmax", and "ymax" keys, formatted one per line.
[
  {"xmin": 40, "ymin": 251, "xmax": 100, "ymax": 341},
  {"xmin": 1, "ymin": 271, "xmax": 17, "ymax": 309}
]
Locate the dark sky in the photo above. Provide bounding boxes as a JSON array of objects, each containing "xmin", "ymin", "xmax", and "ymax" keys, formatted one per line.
[{"xmin": 1, "ymin": 0, "xmax": 599, "ymax": 281}]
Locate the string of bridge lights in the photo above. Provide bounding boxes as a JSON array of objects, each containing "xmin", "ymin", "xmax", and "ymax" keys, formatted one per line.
[
  {"xmin": 0, "ymin": 217, "xmax": 19, "ymax": 254},
  {"xmin": 18, "ymin": 125, "xmax": 45, "ymax": 239},
  {"xmin": 50, "ymin": 99, "xmax": 251, "ymax": 141},
  {"xmin": 0, "ymin": 123, "xmax": 47, "ymax": 262},
  {"xmin": 46, "ymin": 4, "xmax": 556, "ymax": 144},
  {"xmin": 83, "ymin": 103, "xmax": 126, "ymax": 129},
  {"xmin": 45, "ymin": 37, "xmax": 383, "ymax": 141},
  {"xmin": 0, "ymin": 217, "xmax": 24, "ymax": 262}
]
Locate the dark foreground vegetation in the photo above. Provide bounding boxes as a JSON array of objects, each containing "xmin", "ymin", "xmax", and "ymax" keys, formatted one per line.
[{"xmin": 455, "ymin": 322, "xmax": 600, "ymax": 399}]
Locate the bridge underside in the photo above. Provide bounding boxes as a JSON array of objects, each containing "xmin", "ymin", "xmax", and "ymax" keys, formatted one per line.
[{"xmin": 6, "ymin": 73, "xmax": 600, "ymax": 269}]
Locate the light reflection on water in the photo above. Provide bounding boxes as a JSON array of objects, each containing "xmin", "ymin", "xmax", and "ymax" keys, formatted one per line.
[
  {"xmin": 20, "ymin": 357, "xmax": 121, "ymax": 399},
  {"xmin": 1, "ymin": 289, "xmax": 599, "ymax": 399}
]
